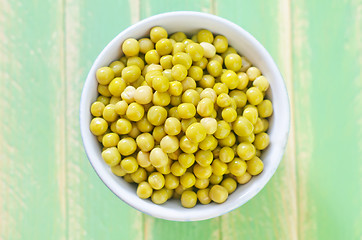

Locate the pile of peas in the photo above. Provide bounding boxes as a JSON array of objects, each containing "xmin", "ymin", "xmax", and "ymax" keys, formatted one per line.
[{"xmin": 89, "ymin": 27, "xmax": 273, "ymax": 208}]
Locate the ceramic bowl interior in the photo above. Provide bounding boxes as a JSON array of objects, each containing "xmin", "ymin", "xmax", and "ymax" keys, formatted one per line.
[{"xmin": 80, "ymin": 11, "xmax": 290, "ymax": 221}]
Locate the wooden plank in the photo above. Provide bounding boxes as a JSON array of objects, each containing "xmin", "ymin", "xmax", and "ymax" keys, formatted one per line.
[
  {"xmin": 215, "ymin": 0, "xmax": 298, "ymax": 239},
  {"xmin": 0, "ymin": 0, "xmax": 144, "ymax": 239},
  {"xmin": 0, "ymin": 0, "xmax": 66, "ymax": 239},
  {"xmin": 139, "ymin": 1, "xmax": 221, "ymax": 240},
  {"xmin": 62, "ymin": 0, "xmax": 143, "ymax": 239},
  {"xmin": 292, "ymin": 0, "xmax": 362, "ymax": 239}
]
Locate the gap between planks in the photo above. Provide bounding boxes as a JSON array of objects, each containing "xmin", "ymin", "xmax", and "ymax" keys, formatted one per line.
[
  {"xmin": 292, "ymin": 0, "xmax": 317, "ymax": 239},
  {"xmin": 350, "ymin": 0, "xmax": 362, "ymax": 237},
  {"xmin": 57, "ymin": 0, "xmax": 68, "ymax": 239},
  {"xmin": 0, "ymin": 1, "xmax": 9, "ymax": 238},
  {"xmin": 278, "ymin": 0, "xmax": 298, "ymax": 239}
]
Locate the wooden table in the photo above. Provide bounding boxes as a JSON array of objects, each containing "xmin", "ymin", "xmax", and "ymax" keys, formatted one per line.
[{"xmin": 1, "ymin": 0, "xmax": 361, "ymax": 239}]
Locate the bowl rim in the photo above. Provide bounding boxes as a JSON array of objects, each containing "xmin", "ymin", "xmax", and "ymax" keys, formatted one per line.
[{"xmin": 80, "ymin": 11, "xmax": 290, "ymax": 221}]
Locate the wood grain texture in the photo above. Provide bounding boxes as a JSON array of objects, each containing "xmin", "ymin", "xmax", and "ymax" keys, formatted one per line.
[
  {"xmin": 0, "ymin": 0, "xmax": 142, "ymax": 240},
  {"xmin": 293, "ymin": 0, "xmax": 362, "ymax": 239},
  {"xmin": 0, "ymin": 1, "xmax": 66, "ymax": 239},
  {"xmin": 1, "ymin": 0, "xmax": 362, "ymax": 239},
  {"xmin": 62, "ymin": 0, "xmax": 142, "ymax": 239}
]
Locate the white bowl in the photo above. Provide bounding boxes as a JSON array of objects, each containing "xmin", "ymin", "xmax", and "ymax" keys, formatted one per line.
[{"xmin": 80, "ymin": 11, "xmax": 290, "ymax": 221}]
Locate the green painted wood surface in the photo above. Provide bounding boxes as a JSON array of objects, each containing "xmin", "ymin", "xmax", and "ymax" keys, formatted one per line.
[{"xmin": 0, "ymin": 0, "xmax": 361, "ymax": 239}]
